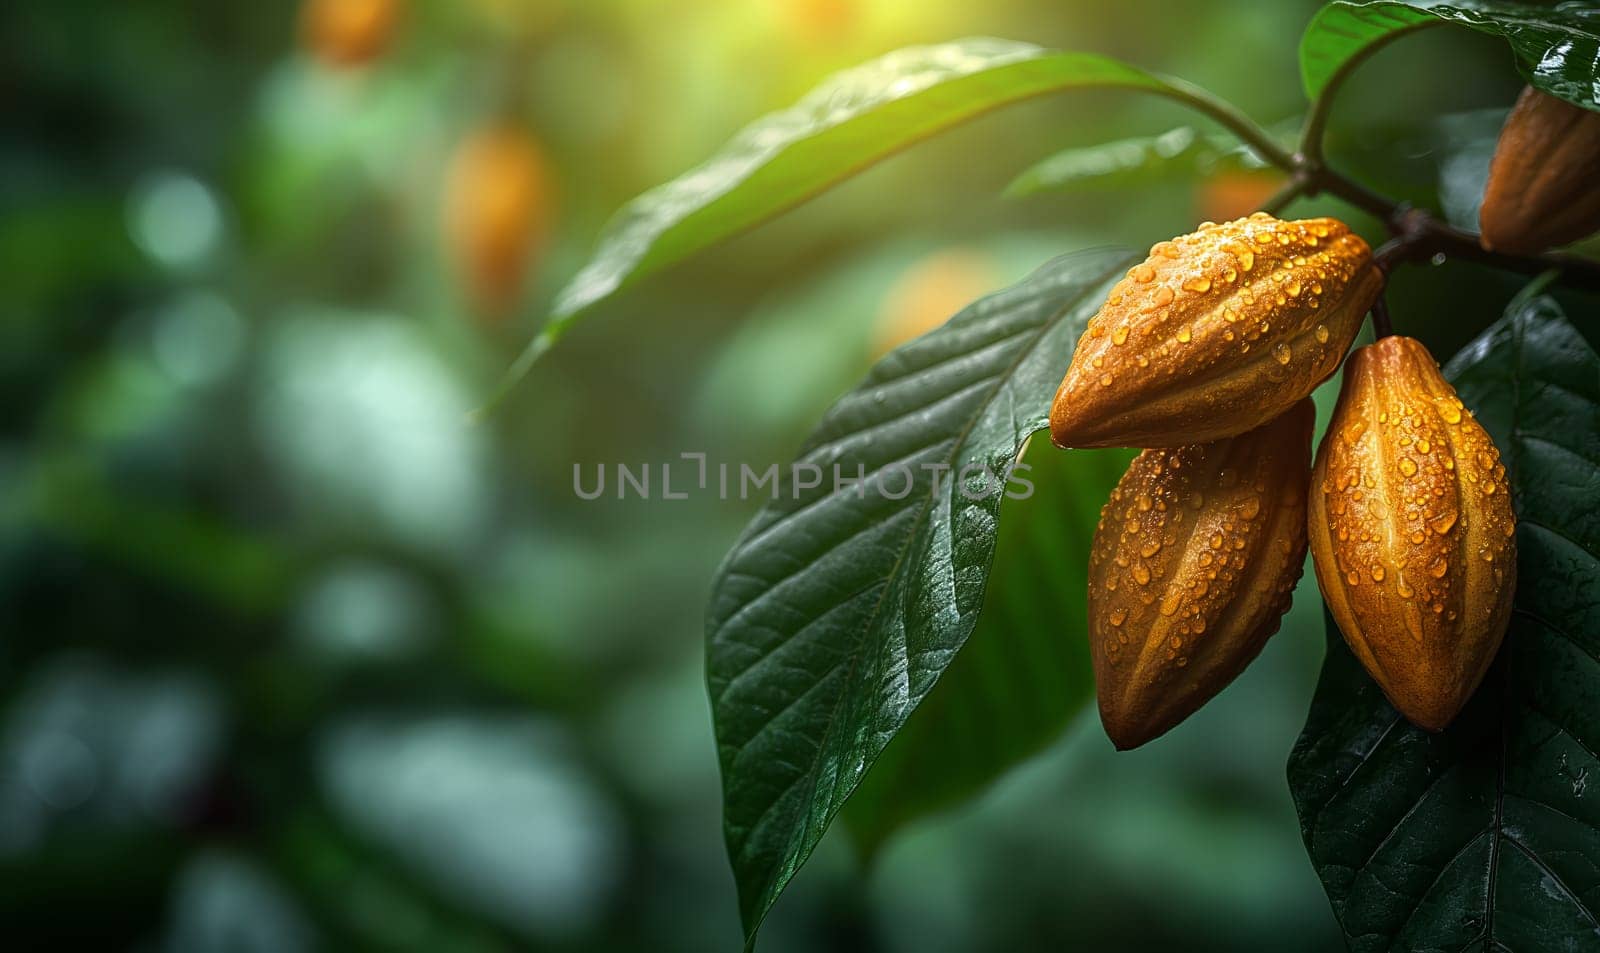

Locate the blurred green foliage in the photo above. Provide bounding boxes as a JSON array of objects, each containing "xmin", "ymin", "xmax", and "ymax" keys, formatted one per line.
[{"xmin": 0, "ymin": 0, "xmax": 1553, "ymax": 950}]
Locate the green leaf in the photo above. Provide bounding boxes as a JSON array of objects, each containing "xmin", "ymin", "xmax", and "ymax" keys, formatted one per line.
[
  {"xmin": 1431, "ymin": 107, "xmax": 1508, "ymax": 231},
  {"xmin": 1300, "ymin": 1, "xmax": 1600, "ymax": 109},
  {"xmin": 840, "ymin": 439, "xmax": 1132, "ymax": 856},
  {"xmin": 1288, "ymin": 292, "xmax": 1600, "ymax": 952},
  {"xmin": 707, "ymin": 247, "xmax": 1133, "ymax": 946},
  {"xmin": 522, "ymin": 39, "xmax": 1225, "ymax": 362},
  {"xmin": 1005, "ymin": 126, "xmax": 1269, "ymax": 198}
]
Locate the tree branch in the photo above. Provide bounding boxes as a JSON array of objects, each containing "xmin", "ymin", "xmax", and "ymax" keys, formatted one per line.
[{"xmin": 1369, "ymin": 207, "xmax": 1600, "ymax": 294}]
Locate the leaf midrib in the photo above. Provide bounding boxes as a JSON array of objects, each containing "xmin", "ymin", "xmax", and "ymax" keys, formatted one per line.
[{"xmin": 732, "ymin": 255, "xmax": 1127, "ymax": 936}]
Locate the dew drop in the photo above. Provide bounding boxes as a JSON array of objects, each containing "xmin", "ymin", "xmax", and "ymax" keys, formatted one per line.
[
  {"xmin": 1100, "ymin": 373, "xmax": 1114, "ymax": 387},
  {"xmin": 1240, "ymin": 497, "xmax": 1261, "ymax": 519},
  {"xmin": 1154, "ymin": 285, "xmax": 1175, "ymax": 306},
  {"xmin": 1132, "ymin": 264, "xmax": 1156, "ymax": 283},
  {"xmin": 1430, "ymin": 511, "xmax": 1457, "ymax": 534},
  {"xmin": 1112, "ymin": 325, "xmax": 1130, "ymax": 345},
  {"xmin": 1177, "ymin": 328, "xmax": 1192, "ymax": 343},
  {"xmin": 1273, "ymin": 342, "xmax": 1292, "ymax": 365},
  {"xmin": 1314, "ymin": 324, "xmax": 1330, "ymax": 343},
  {"xmin": 1109, "ymin": 608, "xmax": 1127, "ymax": 626},
  {"xmin": 1399, "ymin": 458, "xmax": 1417, "ymax": 477},
  {"xmin": 1429, "ymin": 557, "xmax": 1449, "ymax": 578},
  {"xmin": 1370, "ymin": 566, "xmax": 1385, "ymax": 582},
  {"xmin": 1133, "ymin": 564, "xmax": 1151, "ymax": 585},
  {"xmin": 1182, "ymin": 277, "xmax": 1212, "ymax": 293}
]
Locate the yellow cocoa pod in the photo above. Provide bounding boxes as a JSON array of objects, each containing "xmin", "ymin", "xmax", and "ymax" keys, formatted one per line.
[
  {"xmin": 1090, "ymin": 399, "xmax": 1313, "ymax": 750},
  {"xmin": 1480, "ymin": 86, "xmax": 1600, "ymax": 254},
  {"xmin": 444, "ymin": 125, "xmax": 553, "ymax": 320},
  {"xmin": 301, "ymin": 0, "xmax": 402, "ymax": 69},
  {"xmin": 1308, "ymin": 335, "xmax": 1517, "ymax": 731},
  {"xmin": 1051, "ymin": 214, "xmax": 1381, "ymax": 449}
]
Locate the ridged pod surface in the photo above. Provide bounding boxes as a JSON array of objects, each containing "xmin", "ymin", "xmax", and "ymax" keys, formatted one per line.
[
  {"xmin": 1309, "ymin": 336, "xmax": 1517, "ymax": 731},
  {"xmin": 1089, "ymin": 400, "xmax": 1314, "ymax": 750},
  {"xmin": 1480, "ymin": 86, "xmax": 1600, "ymax": 254},
  {"xmin": 1052, "ymin": 214, "xmax": 1380, "ymax": 449}
]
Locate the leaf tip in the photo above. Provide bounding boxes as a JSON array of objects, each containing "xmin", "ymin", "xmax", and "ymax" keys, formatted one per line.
[{"xmin": 470, "ymin": 327, "xmax": 558, "ymax": 421}]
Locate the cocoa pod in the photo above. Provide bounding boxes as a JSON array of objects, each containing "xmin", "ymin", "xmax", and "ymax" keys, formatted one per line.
[
  {"xmin": 1308, "ymin": 335, "xmax": 1517, "ymax": 731},
  {"xmin": 444, "ymin": 125, "xmax": 553, "ymax": 320},
  {"xmin": 1052, "ymin": 214, "xmax": 1381, "ymax": 449},
  {"xmin": 1480, "ymin": 85, "xmax": 1600, "ymax": 254},
  {"xmin": 301, "ymin": 0, "xmax": 402, "ymax": 69},
  {"xmin": 1090, "ymin": 399, "xmax": 1313, "ymax": 750}
]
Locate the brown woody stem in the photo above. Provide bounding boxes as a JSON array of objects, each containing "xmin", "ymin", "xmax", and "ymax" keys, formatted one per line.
[
  {"xmin": 1304, "ymin": 173, "xmax": 1600, "ymax": 293},
  {"xmin": 1369, "ymin": 293, "xmax": 1395, "ymax": 339}
]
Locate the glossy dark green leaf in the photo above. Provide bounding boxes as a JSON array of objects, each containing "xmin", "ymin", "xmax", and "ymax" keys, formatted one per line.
[
  {"xmin": 707, "ymin": 248, "xmax": 1133, "ymax": 947},
  {"xmin": 1289, "ymin": 291, "xmax": 1600, "ymax": 952},
  {"xmin": 840, "ymin": 440, "xmax": 1132, "ymax": 856},
  {"xmin": 1004, "ymin": 126, "xmax": 1271, "ymax": 198},
  {"xmin": 1301, "ymin": 1, "xmax": 1600, "ymax": 109},
  {"xmin": 527, "ymin": 40, "xmax": 1187, "ymax": 358},
  {"xmin": 1430, "ymin": 107, "xmax": 1507, "ymax": 231}
]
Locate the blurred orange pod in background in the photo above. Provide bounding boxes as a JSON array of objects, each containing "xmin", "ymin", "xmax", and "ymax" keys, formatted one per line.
[
  {"xmin": 1195, "ymin": 169, "xmax": 1284, "ymax": 224},
  {"xmin": 444, "ymin": 124, "xmax": 554, "ymax": 322},
  {"xmin": 301, "ymin": 0, "xmax": 402, "ymax": 68},
  {"xmin": 779, "ymin": 0, "xmax": 859, "ymax": 43},
  {"xmin": 872, "ymin": 248, "xmax": 1000, "ymax": 357}
]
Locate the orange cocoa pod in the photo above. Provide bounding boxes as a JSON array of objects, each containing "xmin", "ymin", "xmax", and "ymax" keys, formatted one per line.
[
  {"xmin": 1090, "ymin": 399, "xmax": 1314, "ymax": 750},
  {"xmin": 301, "ymin": 0, "xmax": 402, "ymax": 68},
  {"xmin": 1480, "ymin": 86, "xmax": 1600, "ymax": 254},
  {"xmin": 1308, "ymin": 335, "xmax": 1517, "ymax": 731},
  {"xmin": 444, "ymin": 125, "xmax": 553, "ymax": 320},
  {"xmin": 1052, "ymin": 214, "xmax": 1381, "ymax": 449}
]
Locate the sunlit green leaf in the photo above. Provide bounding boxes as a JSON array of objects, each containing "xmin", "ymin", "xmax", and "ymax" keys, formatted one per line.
[
  {"xmin": 1289, "ymin": 291, "xmax": 1600, "ymax": 952},
  {"xmin": 707, "ymin": 248, "xmax": 1133, "ymax": 947},
  {"xmin": 841, "ymin": 439, "xmax": 1131, "ymax": 857},
  {"xmin": 1300, "ymin": 1, "xmax": 1600, "ymax": 108},
  {"xmin": 1005, "ymin": 125, "xmax": 1267, "ymax": 198},
  {"xmin": 526, "ymin": 39, "xmax": 1194, "ymax": 360}
]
